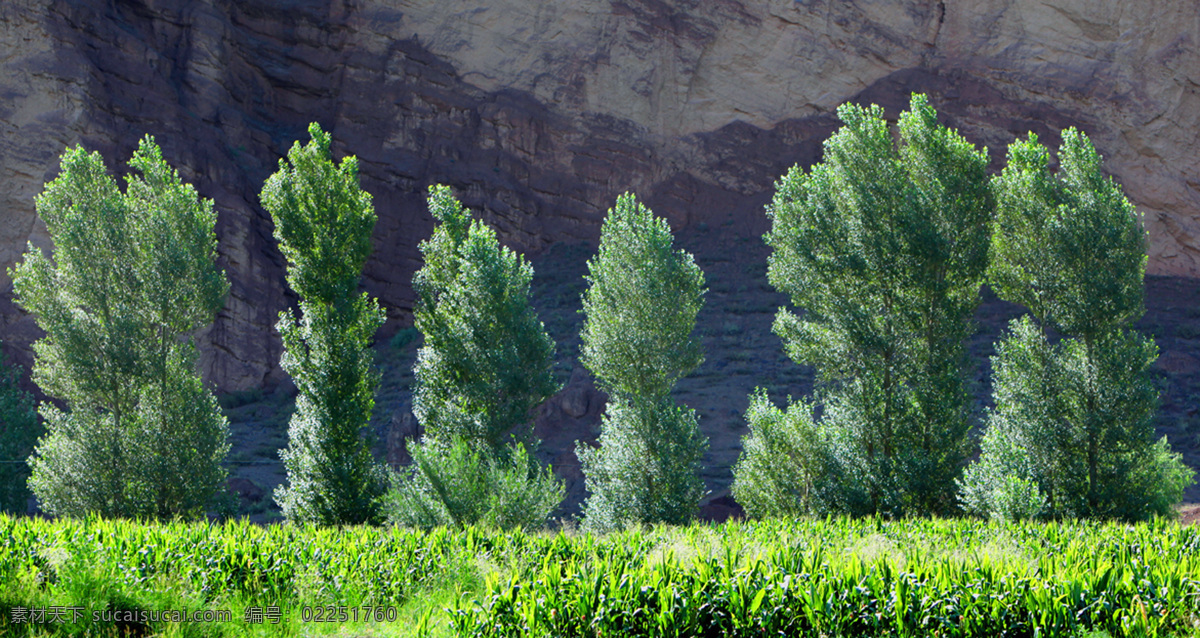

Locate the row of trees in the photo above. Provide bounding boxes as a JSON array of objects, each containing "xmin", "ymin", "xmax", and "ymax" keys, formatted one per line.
[
  {"xmin": 384, "ymin": 187, "xmax": 708, "ymax": 532},
  {"xmin": 3, "ymin": 94, "xmax": 1191, "ymax": 526},
  {"xmin": 3, "ymin": 123, "xmax": 707, "ymax": 530},
  {"xmin": 733, "ymin": 95, "xmax": 1192, "ymax": 522}
]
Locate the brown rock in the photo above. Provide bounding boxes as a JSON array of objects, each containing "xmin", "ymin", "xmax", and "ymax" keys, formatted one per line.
[
  {"xmin": 385, "ymin": 407, "xmax": 420, "ymax": 468},
  {"xmin": 558, "ymin": 385, "xmax": 590, "ymax": 419},
  {"xmin": 1, "ymin": 0, "xmax": 1198, "ymax": 394},
  {"xmin": 0, "ymin": 4, "xmax": 1197, "ymax": 521},
  {"xmin": 227, "ymin": 477, "xmax": 264, "ymax": 503}
]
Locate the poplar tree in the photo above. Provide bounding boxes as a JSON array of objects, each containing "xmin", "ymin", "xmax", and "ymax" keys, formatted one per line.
[
  {"xmin": 577, "ymin": 192, "xmax": 707, "ymax": 531},
  {"xmin": 411, "ymin": 186, "xmax": 559, "ymax": 449},
  {"xmin": 747, "ymin": 94, "xmax": 994, "ymax": 517},
  {"xmin": 14, "ymin": 137, "xmax": 230, "ymax": 519},
  {"xmin": 263, "ymin": 123, "xmax": 387, "ymax": 525},
  {"xmin": 386, "ymin": 186, "xmax": 562, "ymax": 530},
  {"xmin": 961, "ymin": 130, "xmax": 1193, "ymax": 521}
]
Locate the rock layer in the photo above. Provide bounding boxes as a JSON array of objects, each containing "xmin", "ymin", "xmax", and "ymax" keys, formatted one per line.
[{"xmin": 0, "ymin": 0, "xmax": 1196, "ymax": 394}]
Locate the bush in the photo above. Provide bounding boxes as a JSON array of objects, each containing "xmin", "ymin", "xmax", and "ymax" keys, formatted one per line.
[
  {"xmin": 959, "ymin": 415, "xmax": 1047, "ymax": 522},
  {"xmin": 731, "ymin": 389, "xmax": 839, "ymax": 518},
  {"xmin": 1129, "ymin": 436, "xmax": 1193, "ymax": 518},
  {"xmin": 385, "ymin": 438, "xmax": 563, "ymax": 531},
  {"xmin": 959, "ymin": 410, "xmax": 1038, "ymax": 520},
  {"xmin": 389, "ymin": 327, "xmax": 420, "ymax": 351}
]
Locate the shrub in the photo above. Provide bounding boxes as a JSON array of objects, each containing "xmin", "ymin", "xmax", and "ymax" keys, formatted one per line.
[
  {"xmin": 959, "ymin": 410, "xmax": 1046, "ymax": 521},
  {"xmin": 389, "ymin": 327, "xmax": 420, "ymax": 351},
  {"xmin": 731, "ymin": 389, "xmax": 840, "ymax": 518},
  {"xmin": 385, "ymin": 438, "xmax": 563, "ymax": 531}
]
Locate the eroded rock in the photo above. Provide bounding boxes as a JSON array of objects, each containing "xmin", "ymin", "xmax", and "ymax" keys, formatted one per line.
[{"xmin": 0, "ymin": 0, "xmax": 1194, "ymax": 397}]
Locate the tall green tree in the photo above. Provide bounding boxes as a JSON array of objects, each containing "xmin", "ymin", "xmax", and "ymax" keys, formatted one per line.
[
  {"xmin": 386, "ymin": 185, "xmax": 563, "ymax": 531},
  {"xmin": 577, "ymin": 192, "xmax": 707, "ymax": 531},
  {"xmin": 751, "ymin": 94, "xmax": 994, "ymax": 517},
  {"xmin": 411, "ymin": 185, "xmax": 559, "ymax": 449},
  {"xmin": 13, "ymin": 137, "xmax": 230, "ymax": 520},
  {"xmin": 0, "ymin": 349, "xmax": 39, "ymax": 513},
  {"xmin": 262, "ymin": 123, "xmax": 387, "ymax": 525},
  {"xmin": 961, "ymin": 130, "xmax": 1193, "ymax": 521}
]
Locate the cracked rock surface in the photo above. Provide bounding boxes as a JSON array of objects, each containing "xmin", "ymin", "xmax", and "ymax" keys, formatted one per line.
[
  {"xmin": 0, "ymin": 0, "xmax": 1196, "ymax": 388},
  {"xmin": 2, "ymin": 0, "xmax": 1198, "ymax": 519}
]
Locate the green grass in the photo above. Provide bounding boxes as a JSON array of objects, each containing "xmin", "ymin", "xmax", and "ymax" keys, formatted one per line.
[{"xmin": 1, "ymin": 514, "xmax": 1199, "ymax": 636}]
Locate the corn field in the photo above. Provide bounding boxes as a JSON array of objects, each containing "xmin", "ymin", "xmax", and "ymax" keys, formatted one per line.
[{"xmin": 1, "ymin": 514, "xmax": 1199, "ymax": 637}]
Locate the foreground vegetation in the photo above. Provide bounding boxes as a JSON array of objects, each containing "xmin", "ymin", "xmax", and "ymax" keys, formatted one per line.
[{"xmin": 2, "ymin": 513, "xmax": 1199, "ymax": 637}]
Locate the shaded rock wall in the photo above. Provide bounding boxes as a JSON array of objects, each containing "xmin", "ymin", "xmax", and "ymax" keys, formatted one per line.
[{"xmin": 0, "ymin": 0, "xmax": 1197, "ymax": 393}]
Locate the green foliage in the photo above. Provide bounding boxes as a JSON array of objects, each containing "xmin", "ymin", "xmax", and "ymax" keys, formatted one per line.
[
  {"xmin": 989, "ymin": 475, "xmax": 1048, "ymax": 523},
  {"xmin": 988, "ymin": 130, "xmax": 1145, "ymax": 340},
  {"xmin": 759, "ymin": 94, "xmax": 993, "ymax": 517},
  {"xmin": 261, "ymin": 123, "xmax": 386, "ymax": 526},
  {"xmin": 731, "ymin": 389, "xmax": 840, "ymax": 518},
  {"xmin": 0, "ymin": 351, "xmax": 38, "ymax": 514},
  {"xmin": 968, "ymin": 130, "xmax": 1193, "ymax": 522},
  {"xmin": 0, "ymin": 513, "xmax": 491, "ymax": 637},
  {"xmin": 966, "ymin": 317, "xmax": 1191, "ymax": 521},
  {"xmin": 580, "ymin": 194, "xmax": 705, "ymax": 400},
  {"xmin": 385, "ymin": 437, "xmax": 564, "ymax": 531},
  {"xmin": 392, "ymin": 185, "xmax": 563, "ymax": 531},
  {"xmin": 412, "ymin": 185, "xmax": 558, "ymax": 449},
  {"xmin": 12, "ymin": 137, "xmax": 230, "ymax": 520},
  {"xmin": 3, "ymin": 514, "xmax": 1200, "ymax": 637},
  {"xmin": 1131, "ymin": 436, "xmax": 1195, "ymax": 518},
  {"xmin": 959, "ymin": 402, "xmax": 1048, "ymax": 523},
  {"xmin": 389, "ymin": 326, "xmax": 420, "ymax": 351},
  {"xmin": 577, "ymin": 397, "xmax": 706, "ymax": 531},
  {"xmin": 578, "ymin": 193, "xmax": 707, "ymax": 531},
  {"xmin": 449, "ymin": 517, "xmax": 1200, "ymax": 638}
]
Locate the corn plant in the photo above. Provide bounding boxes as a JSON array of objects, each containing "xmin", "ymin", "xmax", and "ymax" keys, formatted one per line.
[{"xmin": 2, "ymin": 514, "xmax": 1199, "ymax": 637}]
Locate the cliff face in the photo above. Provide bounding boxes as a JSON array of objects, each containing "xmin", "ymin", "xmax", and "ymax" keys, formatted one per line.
[{"xmin": 1, "ymin": 0, "xmax": 1197, "ymax": 393}]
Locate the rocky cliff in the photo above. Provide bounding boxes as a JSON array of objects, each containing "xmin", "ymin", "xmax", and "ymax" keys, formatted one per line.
[
  {"xmin": 1, "ymin": 0, "xmax": 1197, "ymax": 393},
  {"xmin": 4, "ymin": 0, "xmax": 1200, "ymax": 517}
]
